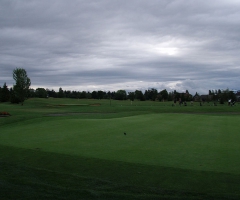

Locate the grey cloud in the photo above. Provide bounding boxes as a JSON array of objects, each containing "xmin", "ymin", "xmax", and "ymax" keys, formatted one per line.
[{"xmin": 1, "ymin": 0, "xmax": 240, "ymax": 94}]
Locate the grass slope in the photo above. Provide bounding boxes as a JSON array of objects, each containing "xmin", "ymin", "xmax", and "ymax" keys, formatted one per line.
[{"xmin": 1, "ymin": 98, "xmax": 240, "ymax": 199}]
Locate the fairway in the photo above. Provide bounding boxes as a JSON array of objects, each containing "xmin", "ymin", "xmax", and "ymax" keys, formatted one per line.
[
  {"xmin": 1, "ymin": 99, "xmax": 240, "ymax": 199},
  {"xmin": 1, "ymin": 113, "xmax": 240, "ymax": 174}
]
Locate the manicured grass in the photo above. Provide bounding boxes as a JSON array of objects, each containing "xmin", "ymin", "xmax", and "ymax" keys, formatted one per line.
[
  {"xmin": 0, "ymin": 98, "xmax": 240, "ymax": 199},
  {"xmin": 1, "ymin": 113, "xmax": 240, "ymax": 174}
]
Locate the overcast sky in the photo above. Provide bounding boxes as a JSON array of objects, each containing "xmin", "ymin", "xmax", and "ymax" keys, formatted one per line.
[{"xmin": 1, "ymin": 0, "xmax": 240, "ymax": 94}]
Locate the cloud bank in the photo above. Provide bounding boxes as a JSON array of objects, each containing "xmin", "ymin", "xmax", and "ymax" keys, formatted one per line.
[{"xmin": 1, "ymin": 0, "xmax": 240, "ymax": 94}]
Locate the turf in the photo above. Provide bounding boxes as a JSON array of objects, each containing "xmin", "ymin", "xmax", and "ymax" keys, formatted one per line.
[{"xmin": 0, "ymin": 98, "xmax": 240, "ymax": 199}]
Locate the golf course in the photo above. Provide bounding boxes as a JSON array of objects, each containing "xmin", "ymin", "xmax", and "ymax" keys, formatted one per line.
[{"xmin": 0, "ymin": 98, "xmax": 240, "ymax": 199}]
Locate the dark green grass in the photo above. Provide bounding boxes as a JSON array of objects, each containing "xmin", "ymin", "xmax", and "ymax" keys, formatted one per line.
[
  {"xmin": 1, "ymin": 145, "xmax": 240, "ymax": 200},
  {"xmin": 1, "ymin": 98, "xmax": 240, "ymax": 199}
]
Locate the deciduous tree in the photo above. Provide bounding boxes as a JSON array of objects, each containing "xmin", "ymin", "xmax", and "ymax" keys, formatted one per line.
[
  {"xmin": 12, "ymin": 68, "xmax": 31, "ymax": 105},
  {"xmin": 115, "ymin": 90, "xmax": 127, "ymax": 100},
  {"xmin": 159, "ymin": 89, "xmax": 168, "ymax": 101},
  {"xmin": 36, "ymin": 88, "xmax": 48, "ymax": 98},
  {"xmin": 128, "ymin": 92, "xmax": 135, "ymax": 101}
]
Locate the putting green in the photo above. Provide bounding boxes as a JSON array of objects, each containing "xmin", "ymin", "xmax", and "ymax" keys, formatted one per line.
[{"xmin": 1, "ymin": 113, "xmax": 240, "ymax": 174}]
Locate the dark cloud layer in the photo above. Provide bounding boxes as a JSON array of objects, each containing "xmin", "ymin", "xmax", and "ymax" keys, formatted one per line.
[{"xmin": 1, "ymin": 0, "xmax": 240, "ymax": 94}]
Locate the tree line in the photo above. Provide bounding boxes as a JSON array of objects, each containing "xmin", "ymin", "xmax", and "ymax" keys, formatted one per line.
[
  {"xmin": 1, "ymin": 84, "xmax": 238, "ymax": 104},
  {"xmin": 0, "ymin": 84, "xmax": 193, "ymax": 103},
  {"xmin": 0, "ymin": 68, "xmax": 238, "ymax": 104}
]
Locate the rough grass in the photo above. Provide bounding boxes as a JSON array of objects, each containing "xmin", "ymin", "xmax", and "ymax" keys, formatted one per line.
[{"xmin": 1, "ymin": 98, "xmax": 240, "ymax": 199}]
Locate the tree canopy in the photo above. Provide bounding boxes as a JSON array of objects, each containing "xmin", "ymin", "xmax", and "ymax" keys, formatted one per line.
[{"xmin": 12, "ymin": 68, "xmax": 31, "ymax": 105}]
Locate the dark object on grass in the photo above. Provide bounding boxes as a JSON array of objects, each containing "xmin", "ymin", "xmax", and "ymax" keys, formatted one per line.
[
  {"xmin": 0, "ymin": 111, "xmax": 11, "ymax": 117},
  {"xmin": 124, "ymin": 132, "xmax": 126, "ymax": 135}
]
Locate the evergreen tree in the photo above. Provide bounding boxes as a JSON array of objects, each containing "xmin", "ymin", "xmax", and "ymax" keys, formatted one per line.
[
  {"xmin": 58, "ymin": 87, "xmax": 65, "ymax": 98},
  {"xmin": 10, "ymin": 87, "xmax": 21, "ymax": 104},
  {"xmin": 0, "ymin": 83, "xmax": 10, "ymax": 102}
]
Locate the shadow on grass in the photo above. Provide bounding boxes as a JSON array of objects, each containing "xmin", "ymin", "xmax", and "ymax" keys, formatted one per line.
[{"xmin": 0, "ymin": 145, "xmax": 240, "ymax": 199}]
